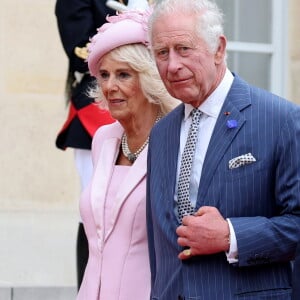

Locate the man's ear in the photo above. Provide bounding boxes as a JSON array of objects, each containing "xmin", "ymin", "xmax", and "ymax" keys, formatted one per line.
[{"xmin": 215, "ymin": 35, "xmax": 227, "ymax": 64}]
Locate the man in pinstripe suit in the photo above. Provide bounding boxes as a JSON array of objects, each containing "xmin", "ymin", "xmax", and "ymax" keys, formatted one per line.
[{"xmin": 146, "ymin": 0, "xmax": 300, "ymax": 299}]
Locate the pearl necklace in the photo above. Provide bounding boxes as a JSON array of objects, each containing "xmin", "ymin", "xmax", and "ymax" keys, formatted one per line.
[
  {"xmin": 122, "ymin": 134, "xmax": 149, "ymax": 163},
  {"xmin": 121, "ymin": 113, "xmax": 162, "ymax": 163}
]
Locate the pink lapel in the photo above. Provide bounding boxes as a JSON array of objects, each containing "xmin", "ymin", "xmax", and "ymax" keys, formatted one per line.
[
  {"xmin": 90, "ymin": 136, "xmax": 120, "ymax": 234},
  {"xmin": 89, "ymin": 124, "xmax": 148, "ymax": 241},
  {"xmin": 105, "ymin": 146, "xmax": 147, "ymax": 241}
]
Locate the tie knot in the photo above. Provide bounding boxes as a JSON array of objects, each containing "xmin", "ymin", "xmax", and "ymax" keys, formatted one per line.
[{"xmin": 191, "ymin": 108, "xmax": 202, "ymax": 123}]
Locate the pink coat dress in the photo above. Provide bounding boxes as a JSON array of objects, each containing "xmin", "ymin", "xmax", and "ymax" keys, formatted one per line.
[{"xmin": 77, "ymin": 121, "xmax": 151, "ymax": 300}]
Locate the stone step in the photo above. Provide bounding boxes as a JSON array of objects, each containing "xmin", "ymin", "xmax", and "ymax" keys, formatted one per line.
[{"xmin": 0, "ymin": 286, "xmax": 76, "ymax": 300}]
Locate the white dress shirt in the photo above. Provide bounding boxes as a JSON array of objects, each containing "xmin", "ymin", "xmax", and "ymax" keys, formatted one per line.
[{"xmin": 175, "ymin": 68, "xmax": 238, "ymax": 263}]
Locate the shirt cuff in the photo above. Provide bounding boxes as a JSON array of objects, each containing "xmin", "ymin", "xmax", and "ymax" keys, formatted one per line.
[{"xmin": 225, "ymin": 218, "xmax": 238, "ymax": 264}]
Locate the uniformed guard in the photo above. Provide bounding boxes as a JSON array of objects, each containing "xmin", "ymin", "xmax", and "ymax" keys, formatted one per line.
[{"xmin": 54, "ymin": 0, "xmax": 119, "ymax": 290}]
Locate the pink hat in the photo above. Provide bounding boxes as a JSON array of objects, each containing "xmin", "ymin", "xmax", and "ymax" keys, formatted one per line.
[{"xmin": 88, "ymin": 10, "xmax": 152, "ymax": 77}]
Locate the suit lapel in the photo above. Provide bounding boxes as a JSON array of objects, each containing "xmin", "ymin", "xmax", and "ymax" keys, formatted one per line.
[
  {"xmin": 90, "ymin": 136, "xmax": 120, "ymax": 232},
  {"xmin": 104, "ymin": 147, "xmax": 147, "ymax": 241},
  {"xmin": 90, "ymin": 127, "xmax": 148, "ymax": 241},
  {"xmin": 165, "ymin": 106, "xmax": 183, "ymax": 192},
  {"xmin": 197, "ymin": 76, "xmax": 251, "ymax": 202},
  {"xmin": 162, "ymin": 105, "xmax": 184, "ymax": 226}
]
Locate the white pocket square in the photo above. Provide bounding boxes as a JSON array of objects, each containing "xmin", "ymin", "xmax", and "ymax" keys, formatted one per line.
[{"xmin": 228, "ymin": 153, "xmax": 256, "ymax": 169}]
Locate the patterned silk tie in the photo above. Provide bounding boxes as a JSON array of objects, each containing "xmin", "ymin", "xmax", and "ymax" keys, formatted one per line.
[{"xmin": 177, "ymin": 108, "xmax": 202, "ymax": 222}]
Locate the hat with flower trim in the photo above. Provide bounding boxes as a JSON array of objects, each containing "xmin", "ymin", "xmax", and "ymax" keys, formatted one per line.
[{"xmin": 87, "ymin": 8, "xmax": 151, "ymax": 77}]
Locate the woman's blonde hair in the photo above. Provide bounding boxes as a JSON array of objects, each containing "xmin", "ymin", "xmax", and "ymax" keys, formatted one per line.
[{"xmin": 89, "ymin": 43, "xmax": 179, "ymax": 115}]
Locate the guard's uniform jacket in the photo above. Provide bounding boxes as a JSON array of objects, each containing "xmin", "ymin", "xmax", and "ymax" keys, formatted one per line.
[{"xmin": 55, "ymin": 0, "xmax": 117, "ymax": 150}]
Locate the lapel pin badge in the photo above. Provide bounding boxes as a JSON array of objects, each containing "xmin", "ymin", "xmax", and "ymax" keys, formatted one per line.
[{"xmin": 226, "ymin": 119, "xmax": 238, "ymax": 129}]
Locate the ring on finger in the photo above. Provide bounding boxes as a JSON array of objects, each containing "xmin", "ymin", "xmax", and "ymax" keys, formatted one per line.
[{"xmin": 183, "ymin": 248, "xmax": 192, "ymax": 257}]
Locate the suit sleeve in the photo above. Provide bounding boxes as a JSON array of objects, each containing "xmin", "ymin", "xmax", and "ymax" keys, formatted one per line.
[{"xmin": 230, "ymin": 106, "xmax": 300, "ymax": 267}]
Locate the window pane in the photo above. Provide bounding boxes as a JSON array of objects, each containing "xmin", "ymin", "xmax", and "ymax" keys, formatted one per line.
[
  {"xmin": 227, "ymin": 52, "xmax": 271, "ymax": 90},
  {"xmin": 216, "ymin": 0, "xmax": 272, "ymax": 43}
]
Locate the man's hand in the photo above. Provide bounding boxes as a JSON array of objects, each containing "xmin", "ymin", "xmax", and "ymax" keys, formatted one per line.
[{"xmin": 176, "ymin": 206, "xmax": 230, "ymax": 260}]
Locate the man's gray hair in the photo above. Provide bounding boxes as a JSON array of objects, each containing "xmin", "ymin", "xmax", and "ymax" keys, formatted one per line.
[{"xmin": 149, "ymin": 0, "xmax": 224, "ymax": 53}]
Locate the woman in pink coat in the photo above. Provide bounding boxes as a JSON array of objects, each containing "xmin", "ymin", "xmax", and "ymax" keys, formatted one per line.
[{"xmin": 76, "ymin": 8, "xmax": 179, "ymax": 300}]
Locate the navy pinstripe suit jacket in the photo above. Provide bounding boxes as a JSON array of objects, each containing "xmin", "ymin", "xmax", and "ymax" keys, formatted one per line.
[{"xmin": 146, "ymin": 74, "xmax": 300, "ymax": 300}]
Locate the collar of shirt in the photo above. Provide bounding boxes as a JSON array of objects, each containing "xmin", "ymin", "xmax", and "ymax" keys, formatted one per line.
[{"xmin": 183, "ymin": 68, "xmax": 234, "ymax": 119}]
